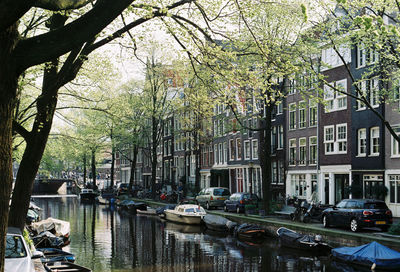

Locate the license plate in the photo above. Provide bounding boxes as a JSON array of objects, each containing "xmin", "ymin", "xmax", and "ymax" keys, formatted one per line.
[
  {"xmin": 375, "ymin": 221, "xmax": 386, "ymax": 225},
  {"xmin": 218, "ymin": 197, "xmax": 225, "ymax": 200}
]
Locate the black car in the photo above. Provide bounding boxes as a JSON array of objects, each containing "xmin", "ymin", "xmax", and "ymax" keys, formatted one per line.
[
  {"xmin": 321, "ymin": 199, "xmax": 393, "ymax": 232},
  {"xmin": 224, "ymin": 192, "xmax": 259, "ymax": 213}
]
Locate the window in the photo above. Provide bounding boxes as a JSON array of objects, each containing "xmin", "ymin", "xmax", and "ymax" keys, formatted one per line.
[
  {"xmin": 244, "ymin": 140, "xmax": 250, "ymax": 160},
  {"xmin": 358, "ymin": 128, "xmax": 367, "ymax": 156},
  {"xmin": 389, "ymin": 175, "xmax": 400, "ymax": 203},
  {"xmin": 272, "ymin": 161, "xmax": 277, "ymax": 184},
  {"xmin": 229, "ymin": 139, "xmax": 235, "ymax": 161},
  {"xmin": 370, "ymin": 127, "xmax": 379, "ymax": 156},
  {"xmin": 289, "ymin": 139, "xmax": 296, "ymax": 166},
  {"xmin": 299, "ymin": 101, "xmax": 307, "ymax": 128},
  {"xmin": 278, "ymin": 161, "xmax": 284, "ymax": 184},
  {"xmin": 209, "ymin": 146, "xmax": 213, "ymax": 165},
  {"xmin": 277, "ymin": 102, "xmax": 283, "ymax": 115},
  {"xmin": 278, "ymin": 125, "xmax": 284, "ymax": 149},
  {"xmin": 324, "ymin": 85, "xmax": 334, "ymax": 112},
  {"xmin": 236, "ymin": 138, "xmax": 242, "ymax": 160},
  {"xmin": 391, "ymin": 126, "xmax": 400, "ymax": 157},
  {"xmin": 214, "ymin": 144, "xmax": 218, "ymax": 164},
  {"xmin": 271, "ymin": 126, "xmax": 277, "ymax": 153},
  {"xmin": 309, "ymin": 136, "xmax": 317, "ymax": 165},
  {"xmin": 219, "ymin": 143, "xmax": 223, "ymax": 164},
  {"xmin": 252, "ymin": 139, "xmax": 258, "ymax": 159},
  {"xmin": 324, "ymin": 126, "xmax": 334, "ymax": 154},
  {"xmin": 336, "ymin": 124, "xmax": 347, "ymax": 153},
  {"xmin": 214, "ymin": 120, "xmax": 218, "ymax": 136},
  {"xmin": 370, "ymin": 78, "xmax": 379, "ymax": 107},
  {"xmin": 309, "ymin": 100, "xmax": 317, "ymax": 127},
  {"xmin": 324, "ymin": 79, "xmax": 347, "ymax": 112},
  {"xmin": 289, "ymin": 103, "xmax": 296, "ymax": 130},
  {"xmin": 357, "ymin": 81, "xmax": 367, "ymax": 110},
  {"xmin": 299, "ymin": 138, "xmax": 307, "ymax": 165},
  {"xmin": 223, "ymin": 142, "xmax": 227, "ymax": 163},
  {"xmin": 288, "ymin": 79, "xmax": 296, "ymax": 95},
  {"xmin": 291, "ymin": 174, "xmax": 306, "ymax": 197},
  {"xmin": 357, "ymin": 43, "xmax": 366, "ymax": 68}
]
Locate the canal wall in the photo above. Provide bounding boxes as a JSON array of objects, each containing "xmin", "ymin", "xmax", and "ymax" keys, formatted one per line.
[{"xmin": 134, "ymin": 198, "xmax": 400, "ymax": 251}]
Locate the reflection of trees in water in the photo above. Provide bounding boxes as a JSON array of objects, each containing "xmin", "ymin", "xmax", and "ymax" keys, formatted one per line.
[{"xmin": 35, "ymin": 198, "xmax": 334, "ymax": 271}]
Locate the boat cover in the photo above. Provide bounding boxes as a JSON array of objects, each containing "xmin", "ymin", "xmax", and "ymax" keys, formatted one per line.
[
  {"xmin": 31, "ymin": 217, "xmax": 70, "ymax": 236},
  {"xmin": 156, "ymin": 204, "xmax": 176, "ymax": 215},
  {"xmin": 277, "ymin": 227, "xmax": 315, "ymax": 244},
  {"xmin": 332, "ymin": 241, "xmax": 400, "ymax": 269},
  {"xmin": 203, "ymin": 214, "xmax": 229, "ymax": 228}
]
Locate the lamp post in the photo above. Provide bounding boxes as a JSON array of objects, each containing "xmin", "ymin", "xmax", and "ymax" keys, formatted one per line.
[{"xmin": 249, "ymin": 161, "xmax": 254, "ymax": 194}]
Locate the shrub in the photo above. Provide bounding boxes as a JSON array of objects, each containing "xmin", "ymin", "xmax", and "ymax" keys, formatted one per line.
[{"xmin": 388, "ymin": 222, "xmax": 400, "ymax": 235}]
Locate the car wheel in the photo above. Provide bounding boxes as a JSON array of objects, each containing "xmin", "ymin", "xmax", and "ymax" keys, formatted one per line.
[
  {"xmin": 236, "ymin": 206, "xmax": 240, "ymax": 214},
  {"xmin": 303, "ymin": 215, "xmax": 311, "ymax": 223},
  {"xmin": 224, "ymin": 205, "xmax": 228, "ymax": 212},
  {"xmin": 206, "ymin": 202, "xmax": 210, "ymax": 210},
  {"xmin": 323, "ymin": 215, "xmax": 330, "ymax": 228},
  {"xmin": 350, "ymin": 218, "xmax": 359, "ymax": 232}
]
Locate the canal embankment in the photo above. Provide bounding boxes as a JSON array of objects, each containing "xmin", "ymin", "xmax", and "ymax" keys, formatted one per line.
[{"xmin": 133, "ymin": 198, "xmax": 400, "ymax": 251}]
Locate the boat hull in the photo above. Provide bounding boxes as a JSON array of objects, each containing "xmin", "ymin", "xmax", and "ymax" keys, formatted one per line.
[
  {"xmin": 164, "ymin": 211, "xmax": 203, "ymax": 225},
  {"xmin": 32, "ymin": 179, "xmax": 65, "ymax": 195}
]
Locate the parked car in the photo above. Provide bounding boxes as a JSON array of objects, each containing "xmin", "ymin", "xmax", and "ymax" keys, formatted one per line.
[
  {"xmin": 224, "ymin": 192, "xmax": 259, "ymax": 213},
  {"xmin": 5, "ymin": 227, "xmax": 43, "ymax": 272},
  {"xmin": 321, "ymin": 199, "xmax": 393, "ymax": 232},
  {"xmin": 196, "ymin": 187, "xmax": 231, "ymax": 210}
]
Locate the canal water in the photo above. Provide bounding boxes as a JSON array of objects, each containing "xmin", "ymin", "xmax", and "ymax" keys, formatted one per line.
[{"xmin": 33, "ymin": 197, "xmax": 356, "ymax": 271}]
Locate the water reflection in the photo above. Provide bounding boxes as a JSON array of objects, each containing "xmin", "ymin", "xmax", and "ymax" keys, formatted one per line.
[{"xmin": 33, "ymin": 197, "xmax": 361, "ymax": 271}]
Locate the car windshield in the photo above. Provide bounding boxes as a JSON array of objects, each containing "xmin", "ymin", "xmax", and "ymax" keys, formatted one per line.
[
  {"xmin": 5, "ymin": 235, "xmax": 27, "ymax": 258},
  {"xmin": 364, "ymin": 202, "xmax": 388, "ymax": 209},
  {"xmin": 214, "ymin": 189, "xmax": 230, "ymax": 196}
]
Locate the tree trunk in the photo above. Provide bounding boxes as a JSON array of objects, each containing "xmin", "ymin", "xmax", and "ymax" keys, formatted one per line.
[
  {"xmin": 91, "ymin": 149, "xmax": 96, "ymax": 189},
  {"xmin": 83, "ymin": 153, "xmax": 87, "ymax": 185},
  {"xmin": 110, "ymin": 127, "xmax": 115, "ymax": 188},
  {"xmin": 128, "ymin": 145, "xmax": 138, "ymax": 194},
  {"xmin": 9, "ymin": 15, "xmax": 67, "ymax": 230},
  {"xmin": 151, "ymin": 116, "xmax": 157, "ymax": 199},
  {"xmin": 259, "ymin": 105, "xmax": 272, "ymax": 214},
  {"xmin": 194, "ymin": 131, "xmax": 200, "ymax": 194},
  {"xmin": 0, "ymin": 23, "xmax": 19, "ymax": 272}
]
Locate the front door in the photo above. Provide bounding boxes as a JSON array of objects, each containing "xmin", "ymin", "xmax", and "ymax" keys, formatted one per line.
[{"xmin": 335, "ymin": 174, "xmax": 349, "ymax": 204}]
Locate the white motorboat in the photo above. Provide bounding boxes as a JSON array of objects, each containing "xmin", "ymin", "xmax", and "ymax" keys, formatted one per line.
[{"xmin": 164, "ymin": 204, "xmax": 206, "ymax": 225}]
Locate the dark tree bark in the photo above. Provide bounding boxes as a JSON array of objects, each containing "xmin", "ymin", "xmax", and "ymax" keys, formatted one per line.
[
  {"xmin": 0, "ymin": 23, "xmax": 20, "ymax": 272},
  {"xmin": 128, "ymin": 145, "xmax": 139, "ymax": 194},
  {"xmin": 83, "ymin": 152, "xmax": 87, "ymax": 185},
  {"xmin": 91, "ymin": 148, "xmax": 96, "ymax": 189},
  {"xmin": 259, "ymin": 103, "xmax": 272, "ymax": 214},
  {"xmin": 151, "ymin": 115, "xmax": 158, "ymax": 198},
  {"xmin": 110, "ymin": 126, "xmax": 115, "ymax": 188}
]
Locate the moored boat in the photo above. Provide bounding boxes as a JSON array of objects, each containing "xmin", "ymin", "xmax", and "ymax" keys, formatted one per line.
[
  {"xmin": 38, "ymin": 247, "xmax": 75, "ymax": 263},
  {"xmin": 331, "ymin": 241, "xmax": 400, "ymax": 271},
  {"xmin": 80, "ymin": 189, "xmax": 99, "ymax": 201},
  {"xmin": 234, "ymin": 223, "xmax": 266, "ymax": 242},
  {"xmin": 203, "ymin": 214, "xmax": 231, "ymax": 232},
  {"xmin": 137, "ymin": 206, "xmax": 158, "ymax": 215},
  {"xmin": 44, "ymin": 261, "xmax": 91, "ymax": 271},
  {"xmin": 277, "ymin": 227, "xmax": 331, "ymax": 254},
  {"xmin": 164, "ymin": 204, "xmax": 206, "ymax": 225},
  {"xmin": 156, "ymin": 204, "xmax": 176, "ymax": 218}
]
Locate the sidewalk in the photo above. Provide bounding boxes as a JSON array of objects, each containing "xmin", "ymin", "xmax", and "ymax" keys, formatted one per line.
[{"xmin": 133, "ymin": 198, "xmax": 400, "ymax": 251}]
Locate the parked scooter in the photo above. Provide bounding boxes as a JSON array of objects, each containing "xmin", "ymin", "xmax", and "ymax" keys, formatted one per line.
[
  {"xmin": 290, "ymin": 199, "xmax": 308, "ymax": 222},
  {"xmin": 302, "ymin": 201, "xmax": 332, "ymax": 223}
]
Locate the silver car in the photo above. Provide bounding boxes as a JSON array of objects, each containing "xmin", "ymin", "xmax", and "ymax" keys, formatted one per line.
[
  {"xmin": 196, "ymin": 187, "xmax": 231, "ymax": 210},
  {"xmin": 5, "ymin": 227, "xmax": 43, "ymax": 272}
]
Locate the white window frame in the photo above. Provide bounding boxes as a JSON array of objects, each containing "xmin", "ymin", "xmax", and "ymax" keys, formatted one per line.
[
  {"xmin": 358, "ymin": 128, "xmax": 367, "ymax": 157},
  {"xmin": 229, "ymin": 139, "xmax": 235, "ymax": 161},
  {"xmin": 219, "ymin": 143, "xmax": 223, "ymax": 164},
  {"xmin": 277, "ymin": 102, "xmax": 283, "ymax": 115},
  {"xmin": 289, "ymin": 103, "xmax": 296, "ymax": 130},
  {"xmin": 309, "ymin": 136, "xmax": 317, "ymax": 165},
  {"xmin": 391, "ymin": 126, "xmax": 400, "ymax": 158},
  {"xmin": 370, "ymin": 78, "xmax": 379, "ymax": 108},
  {"xmin": 252, "ymin": 139, "xmax": 258, "ymax": 160},
  {"xmin": 278, "ymin": 125, "xmax": 284, "ymax": 149},
  {"xmin": 244, "ymin": 140, "xmax": 251, "ymax": 160},
  {"xmin": 324, "ymin": 85, "xmax": 334, "ymax": 112},
  {"xmin": 324, "ymin": 125, "xmax": 335, "ymax": 154},
  {"xmin": 309, "ymin": 100, "xmax": 317, "ymax": 127},
  {"xmin": 214, "ymin": 144, "xmax": 218, "ymax": 164},
  {"xmin": 223, "ymin": 142, "xmax": 227, "ymax": 164},
  {"xmin": 236, "ymin": 138, "xmax": 242, "ymax": 160},
  {"xmin": 299, "ymin": 137, "xmax": 307, "ymax": 166},
  {"xmin": 357, "ymin": 81, "xmax": 367, "ymax": 110},
  {"xmin": 289, "ymin": 138, "xmax": 297, "ymax": 166},
  {"xmin": 299, "ymin": 101, "xmax": 307, "ymax": 129},
  {"xmin": 357, "ymin": 43, "xmax": 366, "ymax": 68},
  {"xmin": 336, "ymin": 123, "xmax": 347, "ymax": 154},
  {"xmin": 370, "ymin": 126, "xmax": 380, "ymax": 156}
]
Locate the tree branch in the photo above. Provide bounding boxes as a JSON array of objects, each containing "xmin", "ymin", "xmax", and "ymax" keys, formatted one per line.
[{"xmin": 34, "ymin": 0, "xmax": 91, "ymax": 11}]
